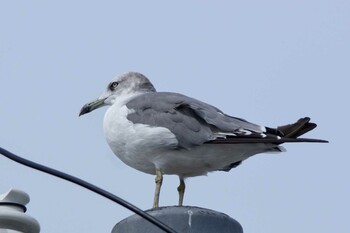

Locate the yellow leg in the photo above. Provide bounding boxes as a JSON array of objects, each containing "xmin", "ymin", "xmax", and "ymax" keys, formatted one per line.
[
  {"xmin": 153, "ymin": 169, "xmax": 163, "ymax": 208},
  {"xmin": 177, "ymin": 177, "xmax": 185, "ymax": 206}
]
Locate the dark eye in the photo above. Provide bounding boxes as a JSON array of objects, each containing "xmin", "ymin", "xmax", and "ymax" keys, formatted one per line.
[{"xmin": 109, "ymin": 81, "xmax": 119, "ymax": 90}]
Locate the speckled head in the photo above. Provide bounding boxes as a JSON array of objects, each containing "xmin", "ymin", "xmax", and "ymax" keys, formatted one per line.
[{"xmin": 79, "ymin": 72, "xmax": 156, "ymax": 116}]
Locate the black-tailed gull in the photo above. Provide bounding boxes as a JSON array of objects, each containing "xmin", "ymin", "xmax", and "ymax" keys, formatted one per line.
[{"xmin": 79, "ymin": 72, "xmax": 327, "ymax": 208}]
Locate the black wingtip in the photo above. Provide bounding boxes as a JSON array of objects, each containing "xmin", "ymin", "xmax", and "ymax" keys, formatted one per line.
[
  {"xmin": 277, "ymin": 117, "xmax": 318, "ymax": 138},
  {"xmin": 207, "ymin": 117, "xmax": 328, "ymax": 145},
  {"xmin": 291, "ymin": 138, "xmax": 329, "ymax": 143}
]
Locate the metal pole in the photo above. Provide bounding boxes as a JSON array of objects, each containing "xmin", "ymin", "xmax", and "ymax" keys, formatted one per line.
[{"xmin": 112, "ymin": 206, "xmax": 243, "ymax": 233}]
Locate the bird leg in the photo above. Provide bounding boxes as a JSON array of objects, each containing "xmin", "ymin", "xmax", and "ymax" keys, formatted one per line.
[
  {"xmin": 153, "ymin": 169, "xmax": 163, "ymax": 208},
  {"xmin": 177, "ymin": 177, "xmax": 185, "ymax": 206}
]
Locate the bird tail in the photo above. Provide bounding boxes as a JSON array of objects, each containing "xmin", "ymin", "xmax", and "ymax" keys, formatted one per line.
[
  {"xmin": 209, "ymin": 117, "xmax": 328, "ymax": 144},
  {"xmin": 269, "ymin": 117, "xmax": 328, "ymax": 143}
]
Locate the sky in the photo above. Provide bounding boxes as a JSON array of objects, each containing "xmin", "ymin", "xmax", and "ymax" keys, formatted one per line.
[{"xmin": 0, "ymin": 1, "xmax": 349, "ymax": 232}]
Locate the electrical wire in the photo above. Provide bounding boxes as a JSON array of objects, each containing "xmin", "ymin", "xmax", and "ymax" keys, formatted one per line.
[{"xmin": 0, "ymin": 147, "xmax": 177, "ymax": 233}]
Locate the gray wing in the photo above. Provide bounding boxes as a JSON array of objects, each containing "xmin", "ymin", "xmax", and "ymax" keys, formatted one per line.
[{"xmin": 126, "ymin": 92, "xmax": 265, "ymax": 148}]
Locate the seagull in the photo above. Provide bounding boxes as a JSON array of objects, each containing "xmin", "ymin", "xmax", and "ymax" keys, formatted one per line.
[{"xmin": 79, "ymin": 72, "xmax": 327, "ymax": 208}]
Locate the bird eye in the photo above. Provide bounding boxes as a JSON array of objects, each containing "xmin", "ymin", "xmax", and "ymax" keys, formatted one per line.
[{"xmin": 109, "ymin": 81, "xmax": 119, "ymax": 90}]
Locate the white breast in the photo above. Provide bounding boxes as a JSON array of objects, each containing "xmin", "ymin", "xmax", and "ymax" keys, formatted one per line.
[{"xmin": 103, "ymin": 102, "xmax": 178, "ymax": 174}]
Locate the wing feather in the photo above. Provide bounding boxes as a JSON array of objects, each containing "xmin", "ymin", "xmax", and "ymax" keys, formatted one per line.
[
  {"xmin": 126, "ymin": 92, "xmax": 327, "ymax": 148},
  {"xmin": 126, "ymin": 92, "xmax": 268, "ymax": 148}
]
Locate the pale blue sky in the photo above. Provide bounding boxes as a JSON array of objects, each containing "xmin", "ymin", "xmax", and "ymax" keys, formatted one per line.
[{"xmin": 1, "ymin": 1, "xmax": 349, "ymax": 232}]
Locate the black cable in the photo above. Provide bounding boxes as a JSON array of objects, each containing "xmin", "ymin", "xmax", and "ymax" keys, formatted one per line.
[{"xmin": 0, "ymin": 147, "xmax": 177, "ymax": 233}]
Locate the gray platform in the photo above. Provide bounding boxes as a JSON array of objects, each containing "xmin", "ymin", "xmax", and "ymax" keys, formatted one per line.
[{"xmin": 112, "ymin": 206, "xmax": 243, "ymax": 233}]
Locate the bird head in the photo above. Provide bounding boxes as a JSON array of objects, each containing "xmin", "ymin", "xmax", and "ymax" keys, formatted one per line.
[{"xmin": 79, "ymin": 72, "xmax": 156, "ymax": 116}]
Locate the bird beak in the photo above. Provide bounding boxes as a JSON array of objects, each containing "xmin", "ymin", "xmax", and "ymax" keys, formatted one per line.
[{"xmin": 79, "ymin": 97, "xmax": 107, "ymax": 116}]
